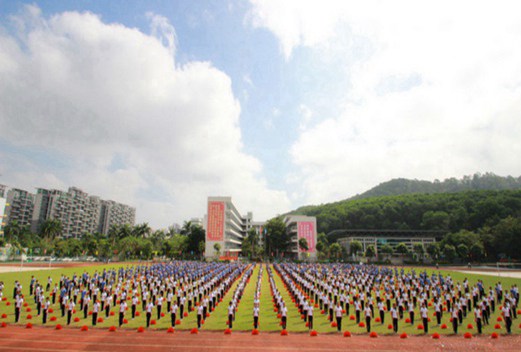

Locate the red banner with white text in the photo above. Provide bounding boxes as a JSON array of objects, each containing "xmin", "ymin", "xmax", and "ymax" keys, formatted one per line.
[
  {"xmin": 207, "ymin": 201, "xmax": 225, "ymax": 241},
  {"xmin": 297, "ymin": 221, "xmax": 316, "ymax": 253}
]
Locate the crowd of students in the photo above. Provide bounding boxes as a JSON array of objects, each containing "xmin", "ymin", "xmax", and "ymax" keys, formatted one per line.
[
  {"xmin": 9, "ymin": 261, "xmax": 249, "ymax": 329},
  {"xmin": 274, "ymin": 263, "xmax": 519, "ymax": 335},
  {"xmin": 5, "ymin": 262, "xmax": 519, "ymax": 335}
]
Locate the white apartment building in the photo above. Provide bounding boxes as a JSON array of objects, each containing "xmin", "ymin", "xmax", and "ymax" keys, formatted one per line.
[
  {"xmin": 203, "ymin": 197, "xmax": 318, "ymax": 261},
  {"xmin": 284, "ymin": 215, "xmax": 318, "ymax": 260},
  {"xmin": 4, "ymin": 188, "xmax": 35, "ymax": 229},
  {"xmin": 0, "ymin": 197, "xmax": 6, "ymax": 238},
  {"xmin": 204, "ymin": 196, "xmax": 253, "ymax": 259},
  {"xmin": 98, "ymin": 199, "xmax": 136, "ymax": 234},
  {"xmin": 2, "ymin": 184, "xmax": 135, "ymax": 238}
]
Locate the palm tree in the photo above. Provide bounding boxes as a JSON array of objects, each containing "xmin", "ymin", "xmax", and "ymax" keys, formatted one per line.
[
  {"xmin": 166, "ymin": 225, "xmax": 177, "ymax": 238},
  {"xmin": 119, "ymin": 224, "xmax": 133, "ymax": 239},
  {"xmin": 132, "ymin": 223, "xmax": 151, "ymax": 238},
  {"xmin": 3, "ymin": 220, "xmax": 22, "ymax": 243},
  {"xmin": 243, "ymin": 228, "xmax": 260, "ymax": 260},
  {"xmin": 39, "ymin": 219, "xmax": 63, "ymax": 240},
  {"xmin": 83, "ymin": 233, "xmax": 99, "ymax": 256},
  {"xmin": 108, "ymin": 224, "xmax": 120, "ymax": 241},
  {"xmin": 213, "ymin": 243, "xmax": 221, "ymax": 258},
  {"xmin": 151, "ymin": 230, "xmax": 165, "ymax": 250},
  {"xmin": 180, "ymin": 221, "xmax": 192, "ymax": 236},
  {"xmin": 298, "ymin": 238, "xmax": 309, "ymax": 251}
]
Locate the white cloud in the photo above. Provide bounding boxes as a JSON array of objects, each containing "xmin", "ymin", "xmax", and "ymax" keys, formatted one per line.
[
  {"xmin": 250, "ymin": 0, "xmax": 521, "ymax": 204},
  {"xmin": 248, "ymin": 0, "xmax": 342, "ymax": 60},
  {"xmin": 146, "ymin": 12, "xmax": 177, "ymax": 58},
  {"xmin": 298, "ymin": 104, "xmax": 313, "ymax": 131},
  {"xmin": 0, "ymin": 5, "xmax": 290, "ymax": 227}
]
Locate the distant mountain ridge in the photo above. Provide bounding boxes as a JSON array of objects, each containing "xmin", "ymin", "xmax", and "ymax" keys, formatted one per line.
[
  {"xmin": 289, "ymin": 172, "xmax": 521, "ymax": 216},
  {"xmin": 350, "ymin": 173, "xmax": 521, "ymax": 200}
]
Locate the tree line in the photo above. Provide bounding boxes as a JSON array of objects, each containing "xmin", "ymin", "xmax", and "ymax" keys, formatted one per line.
[{"xmin": 1, "ymin": 220, "xmax": 205, "ymax": 261}]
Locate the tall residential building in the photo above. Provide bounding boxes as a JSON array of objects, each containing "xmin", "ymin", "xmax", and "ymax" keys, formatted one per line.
[
  {"xmin": 5, "ymin": 188, "xmax": 35, "ymax": 228},
  {"xmin": 31, "ymin": 187, "xmax": 108, "ymax": 237},
  {"xmin": 98, "ymin": 200, "xmax": 136, "ymax": 234},
  {"xmin": 204, "ymin": 196, "xmax": 253, "ymax": 258},
  {"xmin": 0, "ymin": 184, "xmax": 7, "ymax": 198},
  {"xmin": 0, "ymin": 185, "xmax": 6, "ymax": 237},
  {"xmin": 0, "ymin": 196, "xmax": 6, "ymax": 237},
  {"xmin": 0, "ymin": 184, "xmax": 135, "ymax": 238}
]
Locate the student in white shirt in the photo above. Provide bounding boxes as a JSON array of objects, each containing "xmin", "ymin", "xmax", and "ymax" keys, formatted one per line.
[
  {"xmin": 253, "ymin": 306, "xmax": 260, "ymax": 329},
  {"xmin": 354, "ymin": 300, "xmax": 361, "ymax": 324},
  {"xmin": 474, "ymin": 305, "xmax": 482, "ymax": 334},
  {"xmin": 334, "ymin": 302, "xmax": 343, "ymax": 332},
  {"xmin": 307, "ymin": 304, "xmax": 314, "ymax": 330},
  {"xmin": 42, "ymin": 298, "xmax": 50, "ymax": 324},
  {"xmin": 92, "ymin": 301, "xmax": 100, "ymax": 326},
  {"xmin": 281, "ymin": 304, "xmax": 288, "ymax": 330},
  {"xmin": 364, "ymin": 305, "xmax": 372, "ymax": 333},
  {"xmin": 67, "ymin": 300, "xmax": 75, "ymax": 325},
  {"xmin": 170, "ymin": 302, "xmax": 178, "ymax": 327},
  {"xmin": 197, "ymin": 304, "xmax": 204, "ymax": 329},
  {"xmin": 503, "ymin": 303, "xmax": 512, "ymax": 334},
  {"xmin": 431, "ymin": 299, "xmax": 439, "ymax": 325},
  {"xmin": 391, "ymin": 303, "xmax": 399, "ymax": 333},
  {"xmin": 157, "ymin": 295, "xmax": 163, "ymax": 320},
  {"xmin": 119, "ymin": 301, "xmax": 127, "ymax": 327},
  {"xmin": 408, "ymin": 301, "xmax": 415, "ymax": 325},
  {"xmin": 131, "ymin": 295, "xmax": 138, "ymax": 319},
  {"xmin": 146, "ymin": 301, "xmax": 154, "ymax": 328},
  {"xmin": 451, "ymin": 306, "xmax": 459, "ymax": 334},
  {"xmin": 420, "ymin": 303, "xmax": 429, "ymax": 333},
  {"xmin": 15, "ymin": 295, "xmax": 23, "ymax": 323},
  {"xmin": 227, "ymin": 301, "xmax": 235, "ymax": 329},
  {"xmin": 378, "ymin": 300, "xmax": 385, "ymax": 325}
]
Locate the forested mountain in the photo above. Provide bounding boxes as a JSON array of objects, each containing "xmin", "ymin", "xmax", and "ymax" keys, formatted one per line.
[
  {"xmin": 289, "ymin": 189, "xmax": 521, "ymax": 259},
  {"xmin": 292, "ymin": 190, "xmax": 521, "ymax": 234},
  {"xmin": 351, "ymin": 173, "xmax": 521, "ymax": 200}
]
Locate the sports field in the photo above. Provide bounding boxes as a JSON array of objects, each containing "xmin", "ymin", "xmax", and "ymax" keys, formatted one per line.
[{"xmin": 0, "ymin": 261, "xmax": 520, "ymax": 338}]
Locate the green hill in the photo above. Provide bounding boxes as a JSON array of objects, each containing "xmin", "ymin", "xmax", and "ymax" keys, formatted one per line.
[
  {"xmin": 289, "ymin": 189, "xmax": 521, "ymax": 259},
  {"xmin": 286, "ymin": 173, "xmax": 521, "ymax": 260},
  {"xmin": 351, "ymin": 173, "xmax": 521, "ymax": 200},
  {"xmin": 291, "ymin": 189, "xmax": 521, "ymax": 234}
]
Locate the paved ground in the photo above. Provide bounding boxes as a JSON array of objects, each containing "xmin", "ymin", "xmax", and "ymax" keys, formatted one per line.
[
  {"xmin": 1, "ymin": 325, "xmax": 520, "ymax": 352},
  {"xmin": 454, "ymin": 270, "xmax": 521, "ymax": 279},
  {"xmin": 0, "ymin": 262, "xmax": 104, "ymax": 273},
  {"xmin": 0, "ymin": 266, "xmax": 56, "ymax": 273}
]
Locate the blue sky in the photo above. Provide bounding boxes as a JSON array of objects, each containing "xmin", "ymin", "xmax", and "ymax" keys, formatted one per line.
[
  {"xmin": 1, "ymin": 0, "xmax": 297, "ymax": 185},
  {"xmin": 1, "ymin": 1, "xmax": 520, "ymax": 228}
]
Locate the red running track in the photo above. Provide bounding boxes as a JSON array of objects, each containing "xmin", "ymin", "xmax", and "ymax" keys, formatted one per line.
[{"xmin": 1, "ymin": 325, "xmax": 521, "ymax": 352}]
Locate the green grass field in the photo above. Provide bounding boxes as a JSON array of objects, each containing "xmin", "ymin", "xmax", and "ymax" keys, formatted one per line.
[{"xmin": 1, "ymin": 262, "xmax": 520, "ymax": 335}]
